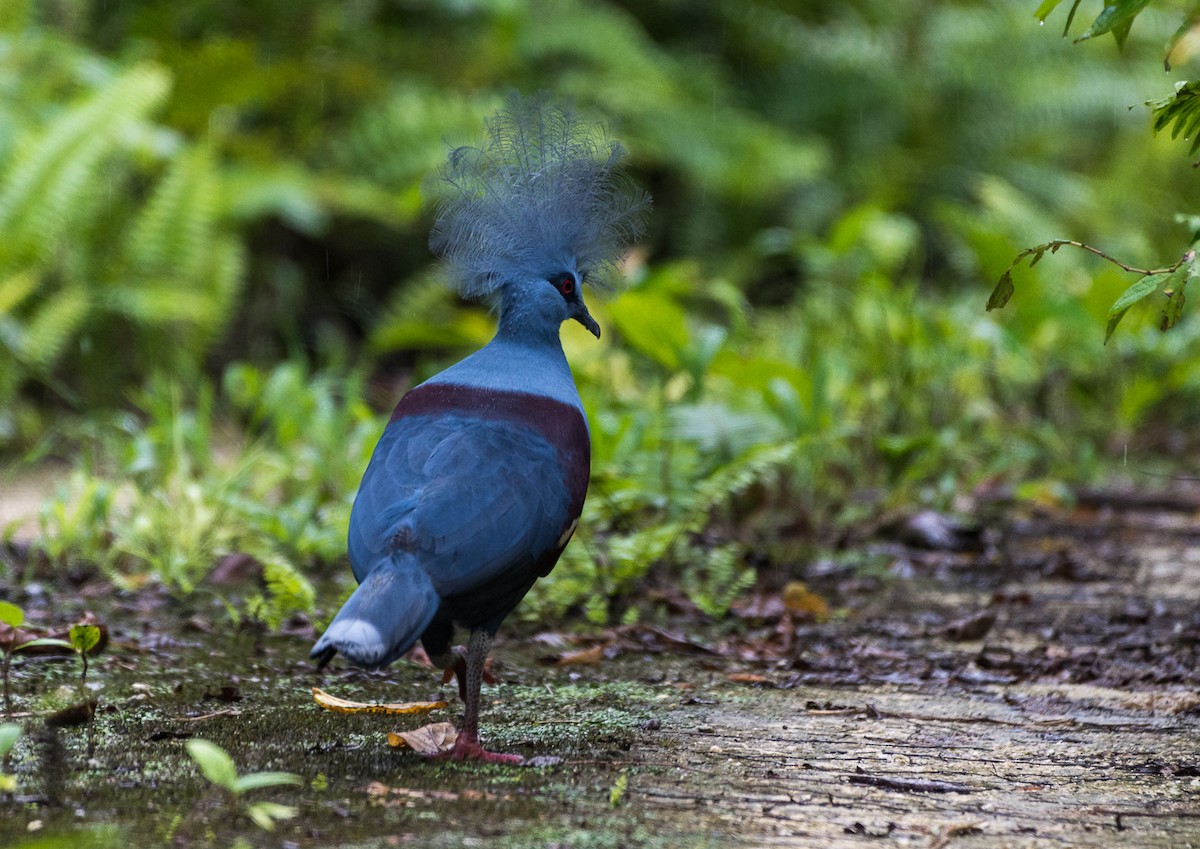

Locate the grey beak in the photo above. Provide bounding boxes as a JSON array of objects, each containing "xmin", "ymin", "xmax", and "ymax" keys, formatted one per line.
[{"xmin": 574, "ymin": 307, "xmax": 601, "ymax": 339}]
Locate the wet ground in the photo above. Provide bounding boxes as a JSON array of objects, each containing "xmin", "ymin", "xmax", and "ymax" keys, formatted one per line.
[{"xmin": 1, "ymin": 491, "xmax": 1199, "ymax": 848}]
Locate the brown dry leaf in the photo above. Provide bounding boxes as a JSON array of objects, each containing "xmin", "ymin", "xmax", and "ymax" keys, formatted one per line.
[
  {"xmin": 555, "ymin": 644, "xmax": 604, "ymax": 666},
  {"xmin": 943, "ymin": 610, "xmax": 996, "ymax": 642},
  {"xmin": 1120, "ymin": 692, "xmax": 1200, "ymax": 714},
  {"xmin": 623, "ymin": 626, "xmax": 719, "ymax": 655},
  {"xmin": 782, "ymin": 581, "xmax": 829, "ymax": 619},
  {"xmin": 727, "ymin": 672, "xmax": 773, "ymax": 686},
  {"xmin": 3, "ymin": 611, "xmax": 109, "ymax": 656},
  {"xmin": 312, "ymin": 687, "xmax": 447, "ymax": 716},
  {"xmin": 365, "ymin": 781, "xmax": 501, "ymax": 803},
  {"xmin": 387, "ymin": 722, "xmax": 459, "ymax": 756}
]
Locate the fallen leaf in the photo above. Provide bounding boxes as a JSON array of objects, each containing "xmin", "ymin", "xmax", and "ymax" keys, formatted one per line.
[
  {"xmin": 2, "ymin": 611, "xmax": 109, "ymax": 656},
  {"xmin": 45, "ymin": 699, "xmax": 98, "ymax": 728},
  {"xmin": 943, "ymin": 611, "xmax": 996, "ymax": 642},
  {"xmin": 312, "ymin": 687, "xmax": 447, "ymax": 716},
  {"xmin": 530, "ymin": 631, "xmax": 572, "ymax": 648},
  {"xmin": 365, "ymin": 781, "xmax": 502, "ymax": 802},
  {"xmin": 782, "ymin": 582, "xmax": 829, "ymax": 619},
  {"xmin": 621, "ymin": 626, "xmax": 719, "ymax": 655},
  {"xmin": 386, "ymin": 722, "xmax": 459, "ymax": 756},
  {"xmin": 554, "ymin": 644, "xmax": 604, "ymax": 666},
  {"xmin": 727, "ymin": 672, "xmax": 773, "ymax": 686}
]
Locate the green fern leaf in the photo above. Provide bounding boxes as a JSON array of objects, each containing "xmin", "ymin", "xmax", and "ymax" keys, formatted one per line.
[{"xmin": 0, "ymin": 65, "xmax": 169, "ymax": 268}]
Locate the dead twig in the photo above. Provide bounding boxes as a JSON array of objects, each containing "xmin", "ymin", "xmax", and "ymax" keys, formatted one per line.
[
  {"xmin": 846, "ymin": 773, "xmax": 974, "ymax": 794},
  {"xmin": 172, "ymin": 708, "xmax": 242, "ymax": 722}
]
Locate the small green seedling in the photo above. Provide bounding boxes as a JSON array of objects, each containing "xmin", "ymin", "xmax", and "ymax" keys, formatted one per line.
[
  {"xmin": 0, "ymin": 722, "xmax": 19, "ymax": 791},
  {"xmin": 0, "ymin": 601, "xmax": 23, "ymax": 716},
  {"xmin": 70, "ymin": 624, "xmax": 102, "ymax": 754},
  {"xmin": 186, "ymin": 738, "xmax": 301, "ymax": 831},
  {"xmin": 609, "ymin": 770, "xmax": 629, "ymax": 807},
  {"xmin": 69, "ymin": 624, "xmax": 102, "ymax": 686}
]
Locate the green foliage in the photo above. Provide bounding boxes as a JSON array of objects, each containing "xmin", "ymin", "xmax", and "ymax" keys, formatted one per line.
[
  {"xmin": 1037, "ymin": 0, "xmax": 1152, "ymax": 48},
  {"xmin": 0, "ymin": 722, "xmax": 19, "ymax": 792},
  {"xmin": 0, "ymin": 45, "xmax": 240, "ymax": 414},
  {"xmin": 10, "ymin": 1, "xmax": 1200, "ymax": 627},
  {"xmin": 185, "ymin": 738, "xmax": 301, "ymax": 831},
  {"xmin": 1150, "ymin": 81, "xmax": 1200, "ymax": 157},
  {"xmin": 69, "ymin": 624, "xmax": 101, "ymax": 656},
  {"xmin": 0, "ymin": 602, "xmax": 22, "ymax": 717},
  {"xmin": 989, "ymin": 241, "xmax": 1198, "ymax": 344},
  {"xmin": 0, "ymin": 601, "xmax": 21, "ymax": 629},
  {"xmin": 30, "ymin": 361, "xmax": 378, "ymax": 624}
]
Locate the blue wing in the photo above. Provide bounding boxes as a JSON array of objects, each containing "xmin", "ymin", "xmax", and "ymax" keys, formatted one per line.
[{"xmin": 347, "ymin": 411, "xmax": 574, "ymax": 628}]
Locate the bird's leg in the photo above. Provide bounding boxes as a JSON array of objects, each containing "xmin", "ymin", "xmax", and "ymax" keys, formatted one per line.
[
  {"xmin": 432, "ymin": 648, "xmax": 496, "ymax": 702},
  {"xmin": 438, "ymin": 628, "xmax": 523, "ymax": 764}
]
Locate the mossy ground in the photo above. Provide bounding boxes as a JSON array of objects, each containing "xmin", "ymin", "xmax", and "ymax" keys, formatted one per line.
[{"xmin": 3, "ymin": 496, "xmax": 1200, "ymax": 848}]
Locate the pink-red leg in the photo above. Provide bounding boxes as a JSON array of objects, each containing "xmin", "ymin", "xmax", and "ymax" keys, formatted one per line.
[{"xmin": 434, "ymin": 628, "xmax": 523, "ymax": 764}]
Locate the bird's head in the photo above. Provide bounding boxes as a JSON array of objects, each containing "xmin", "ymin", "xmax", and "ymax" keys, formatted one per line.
[{"xmin": 429, "ymin": 94, "xmax": 649, "ymax": 339}]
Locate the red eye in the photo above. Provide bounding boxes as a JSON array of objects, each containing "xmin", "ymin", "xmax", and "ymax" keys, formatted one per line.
[{"xmin": 558, "ymin": 276, "xmax": 574, "ymax": 296}]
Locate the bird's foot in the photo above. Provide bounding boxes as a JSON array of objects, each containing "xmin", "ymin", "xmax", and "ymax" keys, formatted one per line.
[
  {"xmin": 434, "ymin": 731, "xmax": 525, "ymax": 765},
  {"xmin": 440, "ymin": 654, "xmax": 497, "ymax": 701}
]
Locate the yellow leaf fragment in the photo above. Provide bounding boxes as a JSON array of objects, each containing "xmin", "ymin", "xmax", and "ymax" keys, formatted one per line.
[
  {"xmin": 311, "ymin": 687, "xmax": 447, "ymax": 716},
  {"xmin": 386, "ymin": 722, "xmax": 459, "ymax": 756},
  {"xmin": 782, "ymin": 581, "xmax": 829, "ymax": 619}
]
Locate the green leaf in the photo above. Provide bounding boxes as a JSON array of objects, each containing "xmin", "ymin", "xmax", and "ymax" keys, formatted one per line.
[
  {"xmin": 607, "ymin": 288, "xmax": 690, "ymax": 370},
  {"xmin": 1104, "ymin": 272, "xmax": 1169, "ymax": 344},
  {"xmin": 246, "ymin": 801, "xmax": 297, "ymax": 831},
  {"xmin": 1165, "ymin": 14, "xmax": 1200, "ymax": 70},
  {"xmin": 231, "ymin": 771, "xmax": 303, "ymax": 793},
  {"xmin": 186, "ymin": 738, "xmax": 239, "ymax": 792},
  {"xmin": 0, "ymin": 270, "xmax": 37, "ymax": 318},
  {"xmin": 1075, "ymin": 0, "xmax": 1150, "ymax": 46},
  {"xmin": 1149, "ymin": 81, "xmax": 1200, "ymax": 157},
  {"xmin": 1034, "ymin": 0, "xmax": 1065, "ymax": 22},
  {"xmin": 69, "ymin": 624, "xmax": 101, "ymax": 654},
  {"xmin": 0, "ymin": 601, "xmax": 23, "ymax": 629},
  {"xmin": 1110, "ymin": 19, "xmax": 1134, "ymax": 50},
  {"xmin": 0, "ymin": 722, "xmax": 21, "ymax": 757},
  {"xmin": 1160, "ymin": 278, "xmax": 1189, "ymax": 332},
  {"xmin": 986, "ymin": 271, "xmax": 1014, "ymax": 311},
  {"xmin": 609, "ymin": 770, "xmax": 629, "ymax": 806},
  {"xmin": 1062, "ymin": 0, "xmax": 1084, "ymax": 36},
  {"xmin": 1160, "ymin": 288, "xmax": 1186, "ymax": 331},
  {"xmin": 13, "ymin": 637, "xmax": 72, "ymax": 653}
]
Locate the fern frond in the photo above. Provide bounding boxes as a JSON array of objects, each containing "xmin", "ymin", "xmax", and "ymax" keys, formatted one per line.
[
  {"xmin": 691, "ymin": 441, "xmax": 802, "ymax": 520},
  {"xmin": 126, "ymin": 145, "xmax": 217, "ymax": 282},
  {"xmin": 0, "ymin": 65, "xmax": 169, "ymax": 270},
  {"xmin": 19, "ymin": 286, "xmax": 89, "ymax": 370}
]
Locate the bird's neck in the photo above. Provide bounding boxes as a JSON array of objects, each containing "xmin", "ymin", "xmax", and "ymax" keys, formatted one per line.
[
  {"xmin": 427, "ymin": 320, "xmax": 580, "ymax": 409},
  {"xmin": 495, "ymin": 294, "xmax": 564, "ymax": 351}
]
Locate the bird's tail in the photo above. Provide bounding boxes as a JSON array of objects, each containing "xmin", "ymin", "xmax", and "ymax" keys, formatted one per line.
[{"xmin": 310, "ymin": 553, "xmax": 440, "ymax": 669}]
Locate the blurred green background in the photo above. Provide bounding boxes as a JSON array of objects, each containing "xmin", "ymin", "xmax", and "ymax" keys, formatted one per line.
[{"xmin": 2, "ymin": 0, "xmax": 1198, "ymax": 625}]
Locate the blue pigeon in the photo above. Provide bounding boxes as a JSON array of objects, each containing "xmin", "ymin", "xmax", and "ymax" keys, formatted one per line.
[{"xmin": 311, "ymin": 95, "xmax": 649, "ymax": 763}]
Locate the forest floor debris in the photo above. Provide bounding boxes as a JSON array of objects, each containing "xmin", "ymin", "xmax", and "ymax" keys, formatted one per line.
[{"xmin": 1, "ymin": 492, "xmax": 1198, "ymax": 847}]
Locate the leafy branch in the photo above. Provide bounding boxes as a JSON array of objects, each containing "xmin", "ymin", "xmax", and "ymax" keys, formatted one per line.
[
  {"xmin": 1037, "ymin": 2, "xmax": 1200, "ymax": 158},
  {"xmin": 1149, "ymin": 81, "xmax": 1200, "ymax": 160},
  {"xmin": 988, "ymin": 240, "xmax": 1196, "ymax": 343}
]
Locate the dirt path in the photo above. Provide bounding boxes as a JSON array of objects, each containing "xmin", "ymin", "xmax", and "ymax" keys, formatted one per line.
[
  {"xmin": 0, "ymin": 493, "xmax": 1198, "ymax": 847},
  {"xmin": 649, "ymin": 683, "xmax": 1198, "ymax": 847}
]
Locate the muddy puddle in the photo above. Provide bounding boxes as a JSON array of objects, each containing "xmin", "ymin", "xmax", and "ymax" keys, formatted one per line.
[{"xmin": 1, "ymin": 493, "xmax": 1199, "ymax": 847}]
